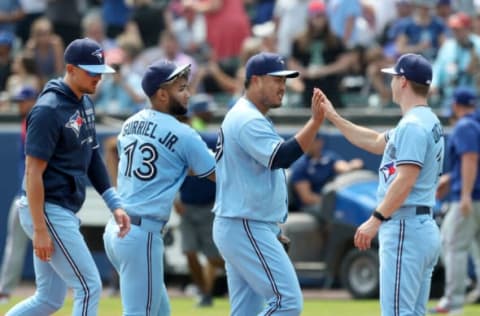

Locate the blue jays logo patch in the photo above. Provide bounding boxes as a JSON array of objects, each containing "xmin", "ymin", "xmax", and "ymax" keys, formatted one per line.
[
  {"xmin": 380, "ymin": 161, "xmax": 396, "ymax": 182},
  {"xmin": 65, "ymin": 110, "xmax": 84, "ymax": 137},
  {"xmin": 91, "ymin": 48, "xmax": 104, "ymax": 63}
]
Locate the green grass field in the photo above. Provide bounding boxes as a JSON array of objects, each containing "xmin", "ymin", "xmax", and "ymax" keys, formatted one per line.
[{"xmin": 1, "ymin": 296, "xmax": 480, "ymax": 315}]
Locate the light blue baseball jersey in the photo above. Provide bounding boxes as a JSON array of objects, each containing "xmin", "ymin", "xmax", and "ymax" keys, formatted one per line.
[
  {"xmin": 378, "ymin": 106, "xmax": 444, "ymax": 207},
  {"xmin": 117, "ymin": 109, "xmax": 215, "ymax": 221},
  {"xmin": 213, "ymin": 97, "xmax": 288, "ymax": 223}
]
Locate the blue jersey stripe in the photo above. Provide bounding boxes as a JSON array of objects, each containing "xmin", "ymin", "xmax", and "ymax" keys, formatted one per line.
[
  {"xmin": 396, "ymin": 160, "xmax": 423, "ymax": 167},
  {"xmin": 268, "ymin": 141, "xmax": 282, "ymax": 169},
  {"xmin": 394, "ymin": 220, "xmax": 405, "ymax": 316},
  {"xmin": 146, "ymin": 233, "xmax": 153, "ymax": 316},
  {"xmin": 196, "ymin": 166, "xmax": 215, "ymax": 178}
]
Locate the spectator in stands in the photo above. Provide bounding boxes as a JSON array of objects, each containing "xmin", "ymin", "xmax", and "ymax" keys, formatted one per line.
[
  {"xmin": 0, "ymin": 86, "xmax": 37, "ymax": 305},
  {"xmin": 187, "ymin": 93, "xmax": 216, "ymax": 131},
  {"xmin": 5, "ymin": 51, "xmax": 42, "ymax": 106},
  {"xmin": 128, "ymin": 0, "xmax": 172, "ymax": 49},
  {"xmin": 94, "ymin": 46, "xmax": 146, "ymax": 115},
  {"xmin": 395, "ymin": 0, "xmax": 447, "ymax": 61},
  {"xmin": 431, "ymin": 12, "xmax": 480, "ymax": 112},
  {"xmin": 249, "ymin": 0, "xmax": 276, "ymax": 25},
  {"xmin": 81, "ymin": 10, "xmax": 117, "ymax": 51},
  {"xmin": 172, "ymin": 2, "xmax": 209, "ymax": 64},
  {"xmin": 288, "ymin": 134, "xmax": 363, "ymax": 216},
  {"xmin": 273, "ymin": 0, "xmax": 309, "ymax": 57},
  {"xmin": 24, "ymin": 17, "xmax": 64, "ymax": 82},
  {"xmin": 183, "ymin": 0, "xmax": 250, "ymax": 63},
  {"xmin": 435, "ymin": 0, "xmax": 453, "ymax": 24},
  {"xmin": 326, "ymin": 0, "xmax": 363, "ymax": 48},
  {"xmin": 0, "ymin": 0, "xmax": 24, "ymax": 35},
  {"xmin": 44, "ymin": 0, "xmax": 84, "ymax": 46},
  {"xmin": 0, "ymin": 31, "xmax": 14, "ymax": 93},
  {"xmin": 102, "ymin": 0, "xmax": 131, "ymax": 40},
  {"xmin": 15, "ymin": 0, "xmax": 46, "ymax": 44},
  {"xmin": 288, "ymin": 0, "xmax": 355, "ymax": 108},
  {"xmin": 365, "ymin": 0, "xmax": 415, "ymax": 107}
]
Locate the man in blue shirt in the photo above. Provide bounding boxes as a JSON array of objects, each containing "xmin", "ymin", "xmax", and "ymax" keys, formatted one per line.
[
  {"xmin": 6, "ymin": 38, "xmax": 130, "ymax": 316},
  {"xmin": 213, "ymin": 52, "xmax": 325, "ymax": 315},
  {"xmin": 289, "ymin": 134, "xmax": 363, "ymax": 213},
  {"xmin": 431, "ymin": 86, "xmax": 480, "ymax": 314}
]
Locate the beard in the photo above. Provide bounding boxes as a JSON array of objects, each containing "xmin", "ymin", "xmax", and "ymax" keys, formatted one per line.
[{"xmin": 168, "ymin": 95, "xmax": 188, "ymax": 116}]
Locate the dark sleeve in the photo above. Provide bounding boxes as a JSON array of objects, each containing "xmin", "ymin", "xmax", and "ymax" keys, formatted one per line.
[
  {"xmin": 25, "ymin": 106, "xmax": 60, "ymax": 161},
  {"xmin": 270, "ymin": 137, "xmax": 304, "ymax": 170},
  {"xmin": 87, "ymin": 148, "xmax": 112, "ymax": 195}
]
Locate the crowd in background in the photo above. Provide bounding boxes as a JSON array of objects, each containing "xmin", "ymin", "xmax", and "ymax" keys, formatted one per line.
[{"xmin": 1, "ymin": 0, "xmax": 480, "ymax": 117}]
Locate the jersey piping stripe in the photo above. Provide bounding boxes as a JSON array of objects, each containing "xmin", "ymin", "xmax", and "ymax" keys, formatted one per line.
[
  {"xmin": 146, "ymin": 232, "xmax": 153, "ymax": 316},
  {"xmin": 242, "ymin": 219, "xmax": 282, "ymax": 315},
  {"xmin": 396, "ymin": 160, "xmax": 423, "ymax": 167},
  {"xmin": 394, "ymin": 220, "xmax": 405, "ymax": 316},
  {"xmin": 44, "ymin": 213, "xmax": 90, "ymax": 316},
  {"xmin": 268, "ymin": 141, "xmax": 282, "ymax": 170},
  {"xmin": 196, "ymin": 166, "xmax": 215, "ymax": 178}
]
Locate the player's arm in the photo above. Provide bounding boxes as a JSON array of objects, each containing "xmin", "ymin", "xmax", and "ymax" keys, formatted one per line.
[
  {"xmin": 25, "ymin": 155, "xmax": 54, "ymax": 262},
  {"xmin": 355, "ymin": 164, "xmax": 419, "ymax": 251},
  {"xmin": 88, "ymin": 148, "xmax": 130, "ymax": 237},
  {"xmin": 294, "ymin": 181, "xmax": 322, "ymax": 206},
  {"xmin": 317, "ymin": 89, "xmax": 386, "ymax": 154}
]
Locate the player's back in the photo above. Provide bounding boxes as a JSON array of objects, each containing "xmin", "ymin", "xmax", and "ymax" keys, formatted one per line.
[{"xmin": 116, "ymin": 109, "xmax": 203, "ymax": 221}]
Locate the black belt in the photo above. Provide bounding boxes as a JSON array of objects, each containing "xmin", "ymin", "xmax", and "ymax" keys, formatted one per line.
[
  {"xmin": 415, "ymin": 206, "xmax": 431, "ymax": 215},
  {"xmin": 130, "ymin": 215, "xmax": 142, "ymax": 226},
  {"xmin": 386, "ymin": 206, "xmax": 431, "ymax": 221}
]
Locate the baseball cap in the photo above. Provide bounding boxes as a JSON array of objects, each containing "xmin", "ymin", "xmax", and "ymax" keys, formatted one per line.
[
  {"xmin": 381, "ymin": 53, "xmax": 432, "ymax": 86},
  {"xmin": 141, "ymin": 60, "xmax": 191, "ymax": 97},
  {"xmin": 448, "ymin": 12, "xmax": 472, "ymax": 29},
  {"xmin": 308, "ymin": 0, "xmax": 326, "ymax": 16},
  {"xmin": 246, "ymin": 52, "xmax": 299, "ymax": 81},
  {"xmin": 453, "ymin": 86, "xmax": 477, "ymax": 106},
  {"xmin": 64, "ymin": 38, "xmax": 115, "ymax": 74},
  {"xmin": 11, "ymin": 86, "xmax": 37, "ymax": 102},
  {"xmin": 188, "ymin": 94, "xmax": 216, "ymax": 115}
]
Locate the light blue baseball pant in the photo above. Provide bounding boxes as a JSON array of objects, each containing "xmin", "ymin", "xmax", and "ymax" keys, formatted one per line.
[
  {"xmin": 213, "ymin": 216, "xmax": 303, "ymax": 316},
  {"xmin": 103, "ymin": 218, "xmax": 170, "ymax": 316},
  {"xmin": 7, "ymin": 196, "xmax": 102, "ymax": 316},
  {"xmin": 378, "ymin": 207, "xmax": 441, "ymax": 316}
]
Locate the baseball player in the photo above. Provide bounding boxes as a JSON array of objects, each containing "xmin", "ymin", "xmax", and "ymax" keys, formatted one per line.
[
  {"xmin": 6, "ymin": 38, "xmax": 130, "ymax": 316},
  {"xmin": 103, "ymin": 60, "xmax": 216, "ymax": 315},
  {"xmin": 213, "ymin": 52, "xmax": 325, "ymax": 315},
  {"xmin": 317, "ymin": 53, "xmax": 444, "ymax": 316},
  {"xmin": 431, "ymin": 86, "xmax": 480, "ymax": 314}
]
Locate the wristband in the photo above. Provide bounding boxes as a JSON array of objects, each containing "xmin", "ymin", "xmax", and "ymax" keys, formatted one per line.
[
  {"xmin": 372, "ymin": 209, "xmax": 388, "ymax": 222},
  {"xmin": 102, "ymin": 187, "xmax": 123, "ymax": 212}
]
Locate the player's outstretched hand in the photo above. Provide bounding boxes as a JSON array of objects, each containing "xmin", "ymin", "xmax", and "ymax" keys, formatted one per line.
[
  {"xmin": 315, "ymin": 88, "xmax": 337, "ymax": 121},
  {"xmin": 33, "ymin": 229, "xmax": 54, "ymax": 262},
  {"xmin": 311, "ymin": 88, "xmax": 325, "ymax": 124},
  {"xmin": 113, "ymin": 208, "xmax": 131, "ymax": 238}
]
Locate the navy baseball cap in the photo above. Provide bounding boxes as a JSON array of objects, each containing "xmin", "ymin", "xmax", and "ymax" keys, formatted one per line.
[
  {"xmin": 453, "ymin": 86, "xmax": 477, "ymax": 106},
  {"xmin": 246, "ymin": 52, "xmax": 299, "ymax": 81},
  {"xmin": 141, "ymin": 60, "xmax": 191, "ymax": 97},
  {"xmin": 11, "ymin": 86, "xmax": 37, "ymax": 102},
  {"xmin": 64, "ymin": 38, "xmax": 115, "ymax": 74},
  {"xmin": 381, "ymin": 53, "xmax": 432, "ymax": 86}
]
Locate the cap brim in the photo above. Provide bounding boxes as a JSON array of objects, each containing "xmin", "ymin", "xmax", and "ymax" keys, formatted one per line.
[
  {"xmin": 267, "ymin": 70, "xmax": 299, "ymax": 78},
  {"xmin": 78, "ymin": 64, "xmax": 116, "ymax": 74},
  {"xmin": 381, "ymin": 67, "xmax": 399, "ymax": 75},
  {"xmin": 167, "ymin": 64, "xmax": 191, "ymax": 81}
]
